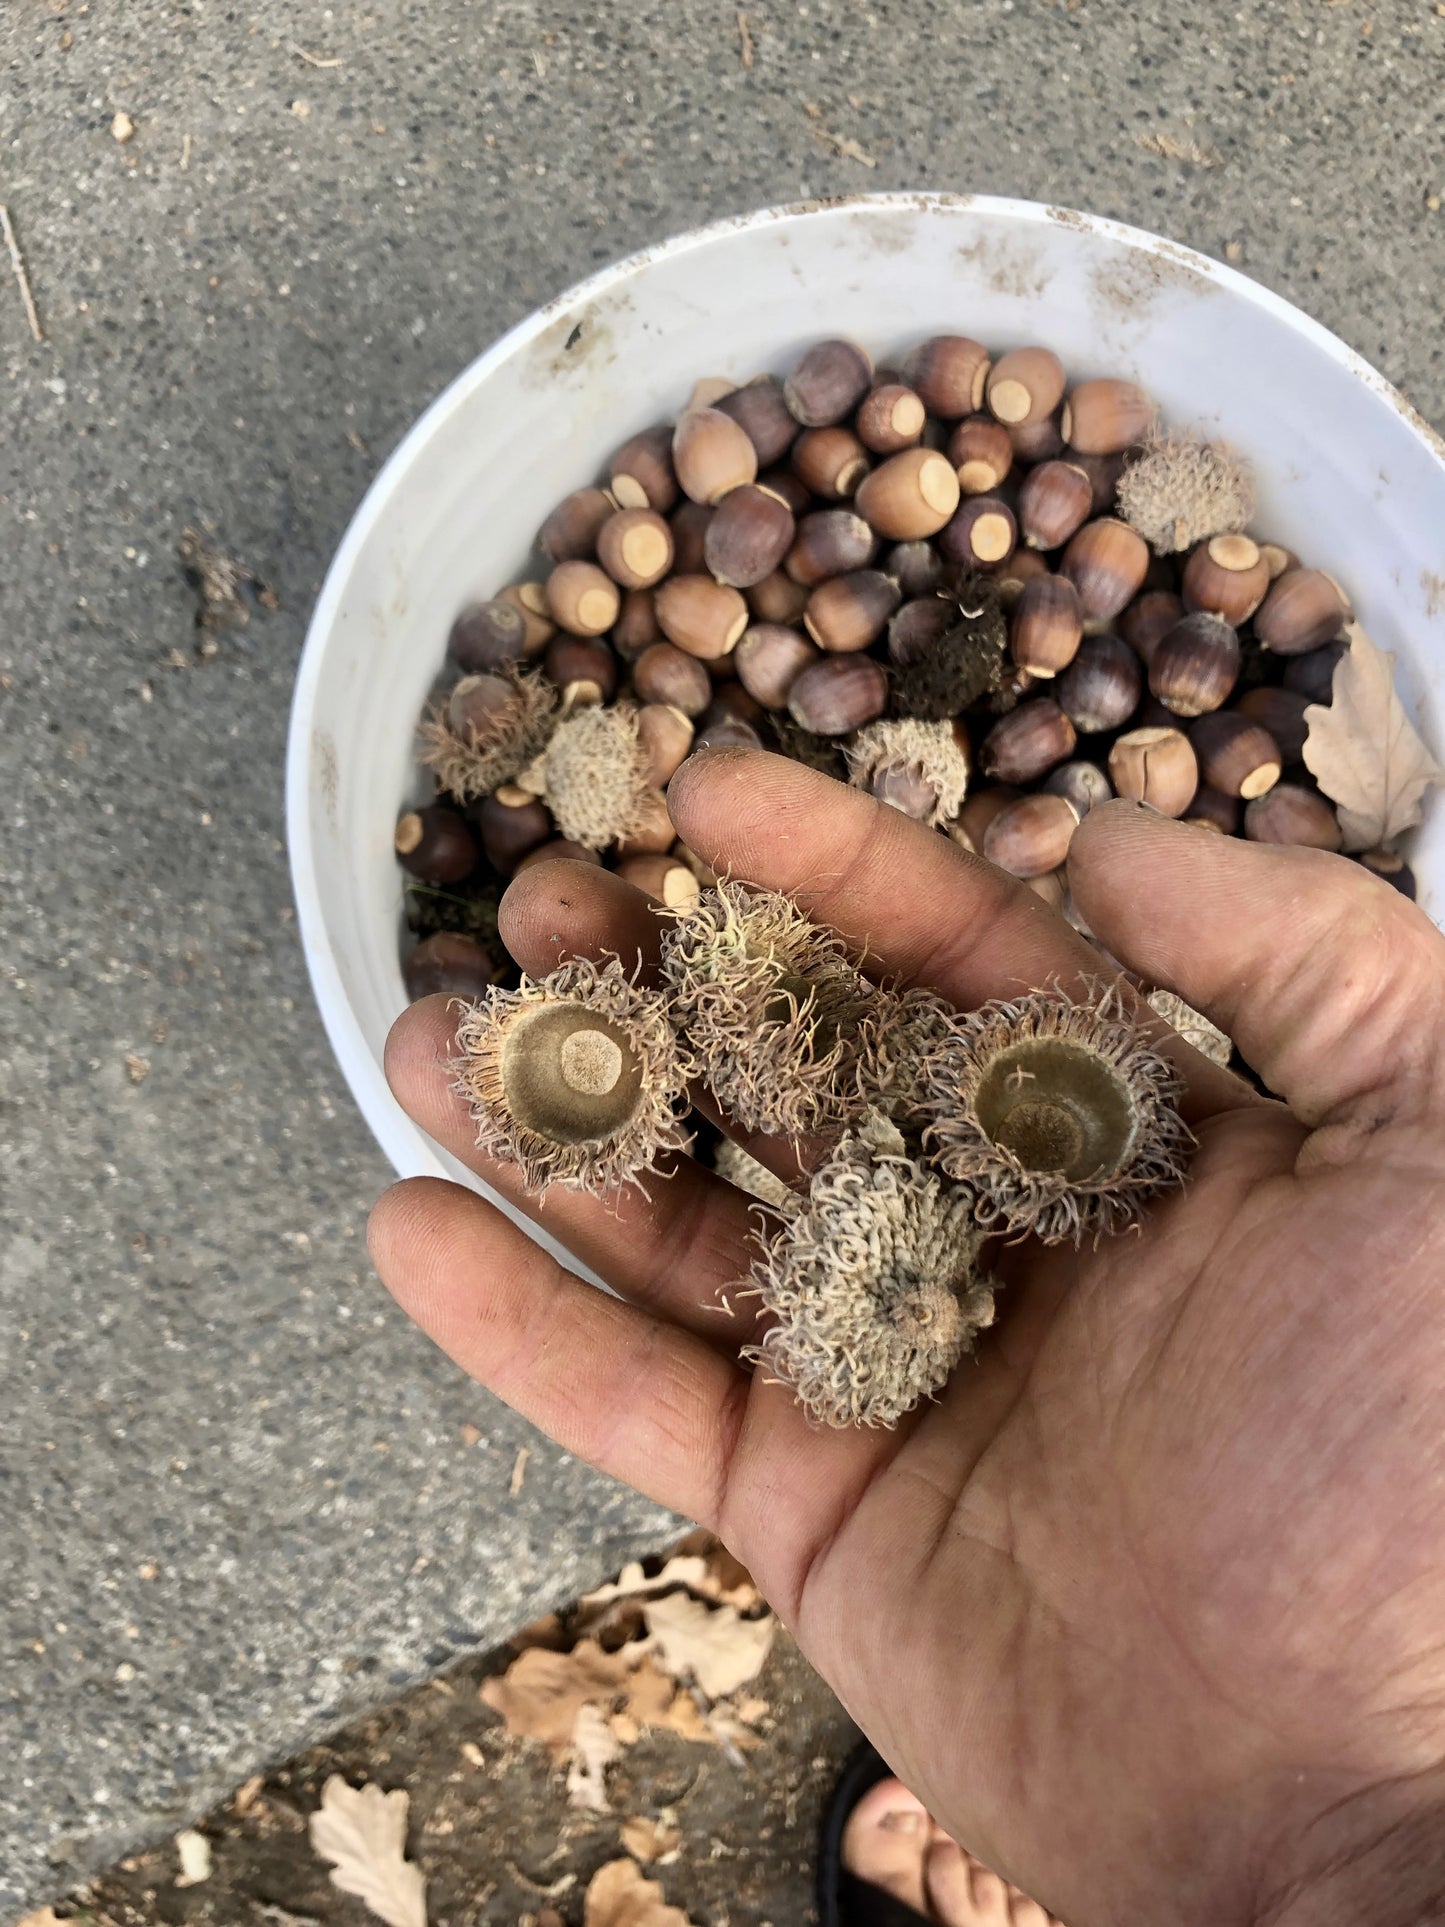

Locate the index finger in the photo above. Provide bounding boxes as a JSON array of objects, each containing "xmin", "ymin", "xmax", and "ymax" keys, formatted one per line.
[{"xmin": 666, "ymin": 746, "xmax": 1253, "ymax": 1119}]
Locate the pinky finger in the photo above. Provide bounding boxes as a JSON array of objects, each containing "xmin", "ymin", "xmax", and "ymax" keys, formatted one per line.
[{"xmin": 368, "ymin": 1175, "xmax": 746, "ymax": 1524}]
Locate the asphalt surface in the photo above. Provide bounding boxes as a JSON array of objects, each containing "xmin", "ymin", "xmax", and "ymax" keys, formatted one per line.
[{"xmin": 2, "ymin": 0, "xmax": 1444, "ymax": 1915}]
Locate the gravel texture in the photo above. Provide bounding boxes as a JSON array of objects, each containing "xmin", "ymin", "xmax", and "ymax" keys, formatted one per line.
[{"xmin": 2, "ymin": 0, "xmax": 1444, "ymax": 1915}]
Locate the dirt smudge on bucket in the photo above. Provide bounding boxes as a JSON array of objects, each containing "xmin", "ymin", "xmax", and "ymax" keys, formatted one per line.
[
  {"xmin": 521, "ymin": 296, "xmax": 630, "ymax": 389},
  {"xmin": 313, "ymin": 726, "xmax": 340, "ymax": 831},
  {"xmin": 954, "ymin": 231, "xmax": 1052, "ymax": 303}
]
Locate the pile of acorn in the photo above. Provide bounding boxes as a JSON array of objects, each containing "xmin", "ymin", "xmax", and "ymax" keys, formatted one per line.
[{"xmin": 394, "ymin": 334, "xmax": 1387, "ymax": 1002}]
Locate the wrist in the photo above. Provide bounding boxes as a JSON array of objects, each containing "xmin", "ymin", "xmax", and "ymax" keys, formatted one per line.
[{"xmin": 1258, "ymin": 1773, "xmax": 1445, "ymax": 1927}]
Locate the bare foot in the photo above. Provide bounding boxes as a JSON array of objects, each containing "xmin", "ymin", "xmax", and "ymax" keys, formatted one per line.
[{"xmin": 842, "ymin": 1777, "xmax": 1066, "ymax": 1926}]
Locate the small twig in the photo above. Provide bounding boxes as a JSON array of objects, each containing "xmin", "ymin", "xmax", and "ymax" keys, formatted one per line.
[
  {"xmin": 685, "ymin": 1682, "xmax": 749, "ymax": 1769},
  {"xmin": 0, "ymin": 205, "xmax": 44, "ymax": 343},
  {"xmin": 736, "ymin": 9, "xmax": 755, "ymax": 67},
  {"xmin": 510, "ymin": 1444, "xmax": 531, "ymax": 1496},
  {"xmin": 181, "ymin": 132, "xmax": 192, "ymax": 171},
  {"xmin": 287, "ymin": 41, "xmax": 343, "ymax": 67}
]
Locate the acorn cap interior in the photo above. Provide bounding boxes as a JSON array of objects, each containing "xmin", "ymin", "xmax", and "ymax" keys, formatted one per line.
[
  {"xmin": 502, "ymin": 1002, "xmax": 644, "ymax": 1144},
  {"xmin": 973, "ymin": 1038, "xmax": 1137, "ymax": 1181}
]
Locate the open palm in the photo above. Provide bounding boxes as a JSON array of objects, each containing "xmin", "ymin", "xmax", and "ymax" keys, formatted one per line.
[{"xmin": 370, "ymin": 750, "xmax": 1445, "ymax": 1927}]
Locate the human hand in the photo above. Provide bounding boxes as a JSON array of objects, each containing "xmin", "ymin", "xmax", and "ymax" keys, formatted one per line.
[{"xmin": 369, "ymin": 749, "xmax": 1445, "ymax": 1927}]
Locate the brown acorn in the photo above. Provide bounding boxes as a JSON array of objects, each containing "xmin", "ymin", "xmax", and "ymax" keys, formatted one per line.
[
  {"xmin": 1148, "ymin": 613, "xmax": 1241, "ymax": 718},
  {"xmin": 788, "ymin": 654, "xmax": 889, "ymax": 735},
  {"xmin": 901, "ymin": 335, "xmax": 992, "ymax": 418},
  {"xmin": 1183, "ymin": 784, "xmax": 1242, "ymax": 835},
  {"xmin": 703, "ymin": 484, "xmax": 797, "ymax": 588},
  {"xmin": 938, "ymin": 495, "xmax": 1018, "ymax": 569},
  {"xmin": 792, "ymin": 424, "xmax": 871, "ymax": 500},
  {"xmin": 613, "ymin": 587, "xmax": 662, "ymax": 658},
  {"xmin": 596, "ymin": 507, "xmax": 675, "ymax": 591},
  {"xmin": 538, "ymin": 486, "xmax": 616, "ymax": 564},
  {"xmin": 497, "ymin": 581, "xmax": 556, "ymax": 656},
  {"xmin": 987, "ymin": 346, "xmax": 1067, "ymax": 428},
  {"xmin": 853, "ymin": 448, "xmax": 961, "ymax": 540},
  {"xmin": 747, "ymin": 569, "xmax": 811, "ymax": 625},
  {"xmin": 636, "ymin": 704, "xmax": 696, "ymax": 786},
  {"xmin": 476, "ymin": 786, "xmax": 553, "ymax": 873},
  {"xmin": 735, "ymin": 625, "xmax": 821, "ymax": 708},
  {"xmin": 1068, "ymin": 448, "xmax": 1129, "ymax": 515},
  {"xmin": 515, "ymin": 837, "xmax": 605, "ymax": 873},
  {"xmin": 785, "ymin": 508, "xmax": 878, "ymax": 586},
  {"xmin": 1244, "ymin": 783, "xmax": 1343, "ymax": 851},
  {"xmin": 449, "ymin": 598, "xmax": 528, "ymax": 674},
  {"xmin": 544, "ymin": 560, "xmax": 621, "ymax": 638},
  {"xmin": 983, "ymin": 792, "xmax": 1080, "ymax": 879},
  {"xmin": 1236, "ymin": 686, "xmax": 1311, "ymax": 764},
  {"xmin": 632, "ymin": 641, "xmax": 713, "ymax": 716},
  {"xmin": 1060, "ymin": 379, "xmax": 1156, "ymax": 455},
  {"xmin": 804, "ymin": 570, "xmax": 901, "ymax": 654},
  {"xmin": 673, "ymin": 407, "xmax": 759, "ymax": 505},
  {"xmin": 1009, "ymin": 574, "xmax": 1084, "ymax": 677},
  {"xmin": 1108, "ymin": 727, "xmax": 1198, "ymax": 817},
  {"xmin": 857, "ymin": 382, "xmax": 928, "ymax": 454},
  {"xmin": 886, "ymin": 540, "xmax": 945, "ymax": 599},
  {"xmin": 544, "ymin": 633, "xmax": 618, "ymax": 705},
  {"xmin": 1119, "ymin": 590, "xmax": 1185, "ymax": 666},
  {"xmin": 1188, "ymin": 712, "xmax": 1282, "ymax": 800},
  {"xmin": 1055, "ymin": 634, "xmax": 1144, "ymax": 735},
  {"xmin": 395, "ymin": 803, "xmax": 477, "ymax": 883},
  {"xmin": 1007, "ymin": 411, "xmax": 1067, "ymax": 464},
  {"xmin": 994, "ymin": 548, "xmax": 1051, "ymax": 608},
  {"xmin": 1017, "ymin": 461, "xmax": 1094, "ymax": 551},
  {"xmin": 403, "ymin": 932, "xmax": 496, "ymax": 1001},
  {"xmin": 951, "ymin": 784, "xmax": 1023, "ymax": 854},
  {"xmin": 716, "ymin": 376, "xmax": 800, "ymax": 466},
  {"xmin": 1257, "ymin": 541, "xmax": 1300, "ymax": 582},
  {"xmin": 1043, "ymin": 760, "xmax": 1113, "ymax": 817},
  {"xmin": 1181, "ymin": 534, "xmax": 1271, "ymax": 624},
  {"xmin": 1059, "ymin": 518, "xmax": 1151, "ymax": 621},
  {"xmin": 668, "ymin": 500, "xmax": 715, "ymax": 574},
  {"xmin": 655, "ymin": 575, "xmax": 750, "ymax": 661},
  {"xmin": 616, "ymin": 852, "xmax": 702, "ymax": 909},
  {"xmin": 756, "ymin": 466, "xmax": 814, "ymax": 517},
  {"xmin": 609, "ymin": 424, "xmax": 679, "ymax": 513},
  {"xmin": 947, "ymin": 414, "xmax": 1014, "ymax": 495},
  {"xmin": 1282, "ymin": 641, "xmax": 1346, "ymax": 704},
  {"xmin": 1254, "ymin": 568, "xmax": 1350, "ymax": 655},
  {"xmin": 784, "ymin": 338, "xmax": 874, "ymax": 426},
  {"xmin": 696, "ymin": 716, "xmax": 765, "ymax": 751},
  {"xmin": 701, "ymin": 682, "xmax": 766, "ymax": 730},
  {"xmin": 888, "ymin": 596, "xmax": 955, "ymax": 668},
  {"xmin": 980, "ymin": 699, "xmax": 1077, "ymax": 783}
]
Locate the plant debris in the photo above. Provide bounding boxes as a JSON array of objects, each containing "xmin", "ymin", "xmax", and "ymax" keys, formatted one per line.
[
  {"xmin": 178, "ymin": 526, "xmax": 278, "ymax": 633},
  {"xmin": 0, "ymin": 204, "xmax": 44, "ymax": 343},
  {"xmin": 1303, "ymin": 621, "xmax": 1445, "ymax": 850},
  {"xmin": 584, "ymin": 1857, "xmax": 694, "ymax": 1927},
  {"xmin": 307, "ymin": 1777, "xmax": 427, "ymax": 1927}
]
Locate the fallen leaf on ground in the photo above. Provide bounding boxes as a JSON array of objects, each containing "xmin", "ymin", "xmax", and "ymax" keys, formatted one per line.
[
  {"xmin": 482, "ymin": 1639, "xmax": 633, "ymax": 1758},
  {"xmin": 16, "ymin": 1911, "xmax": 66, "ymax": 1927},
  {"xmin": 308, "ymin": 1776, "xmax": 427, "ymax": 1927},
  {"xmin": 174, "ymin": 1828, "xmax": 212, "ymax": 1885},
  {"xmin": 642, "ymin": 1593, "xmax": 775, "ymax": 1699},
  {"xmin": 512, "ymin": 1610, "xmax": 569, "ymax": 1653},
  {"xmin": 620, "ymin": 1815, "xmax": 682, "ymax": 1863},
  {"xmin": 1303, "ymin": 622, "xmax": 1444, "ymax": 850},
  {"xmin": 233, "ymin": 1773, "xmax": 264, "ymax": 1814},
  {"xmin": 585, "ymin": 1857, "xmax": 694, "ymax": 1927},
  {"xmin": 567, "ymin": 1702, "xmax": 622, "ymax": 1811},
  {"xmin": 577, "ymin": 1544, "xmax": 760, "ymax": 1623},
  {"xmin": 616, "ymin": 1655, "xmax": 712, "ymax": 1742}
]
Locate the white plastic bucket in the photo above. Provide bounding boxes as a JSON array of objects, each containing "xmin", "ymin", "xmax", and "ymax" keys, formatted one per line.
[{"xmin": 286, "ymin": 192, "xmax": 1445, "ymax": 1246}]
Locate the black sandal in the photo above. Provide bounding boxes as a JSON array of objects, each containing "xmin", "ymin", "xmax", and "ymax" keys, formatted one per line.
[{"xmin": 817, "ymin": 1740, "xmax": 934, "ymax": 1927}]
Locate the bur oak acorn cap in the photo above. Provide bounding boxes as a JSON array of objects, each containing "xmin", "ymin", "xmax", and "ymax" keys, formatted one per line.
[{"xmin": 451, "ymin": 955, "xmax": 693, "ymax": 1197}]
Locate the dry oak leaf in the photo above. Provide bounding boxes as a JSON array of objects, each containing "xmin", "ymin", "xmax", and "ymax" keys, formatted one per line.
[
  {"xmin": 567, "ymin": 1701, "xmax": 622, "ymax": 1812},
  {"xmin": 308, "ymin": 1775, "xmax": 427, "ymax": 1927},
  {"xmin": 641, "ymin": 1592, "xmax": 775, "ymax": 1699},
  {"xmin": 1303, "ymin": 622, "xmax": 1444, "ymax": 851},
  {"xmin": 16, "ymin": 1912, "xmax": 67, "ymax": 1927},
  {"xmin": 481, "ymin": 1638, "xmax": 633, "ymax": 1758},
  {"xmin": 615, "ymin": 1654, "xmax": 713, "ymax": 1742},
  {"xmin": 619, "ymin": 1814, "xmax": 682, "ymax": 1863},
  {"xmin": 585, "ymin": 1856, "xmax": 695, "ymax": 1927}
]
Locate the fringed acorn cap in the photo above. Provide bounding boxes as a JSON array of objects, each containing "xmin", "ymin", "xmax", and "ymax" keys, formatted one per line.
[
  {"xmin": 845, "ymin": 718, "xmax": 971, "ymax": 829},
  {"xmin": 534, "ymin": 703, "xmax": 654, "ymax": 851},
  {"xmin": 922, "ymin": 982, "xmax": 1192, "ymax": 1244},
  {"xmin": 418, "ymin": 669, "xmax": 557, "ymax": 802},
  {"xmin": 660, "ymin": 880, "xmax": 877, "ymax": 1143},
  {"xmin": 1116, "ymin": 430, "xmax": 1256, "ymax": 555},
  {"xmin": 889, "ymin": 583, "xmax": 1007, "ymax": 723},
  {"xmin": 711, "ymin": 1136, "xmax": 799, "ymax": 1216},
  {"xmin": 451, "ymin": 955, "xmax": 693, "ymax": 1197},
  {"xmin": 858, "ymin": 985, "xmax": 958, "ymax": 1131},
  {"xmin": 745, "ymin": 1116, "xmax": 996, "ymax": 1429}
]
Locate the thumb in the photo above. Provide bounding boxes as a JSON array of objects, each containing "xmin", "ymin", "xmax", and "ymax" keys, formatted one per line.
[{"xmin": 1067, "ymin": 801, "xmax": 1445, "ymax": 1143}]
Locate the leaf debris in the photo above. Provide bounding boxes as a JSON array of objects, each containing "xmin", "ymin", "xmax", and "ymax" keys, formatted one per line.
[
  {"xmin": 1134, "ymin": 129, "xmax": 1222, "ymax": 166},
  {"xmin": 307, "ymin": 1777, "xmax": 427, "ymax": 1927},
  {"xmin": 1302, "ymin": 622, "xmax": 1444, "ymax": 850}
]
